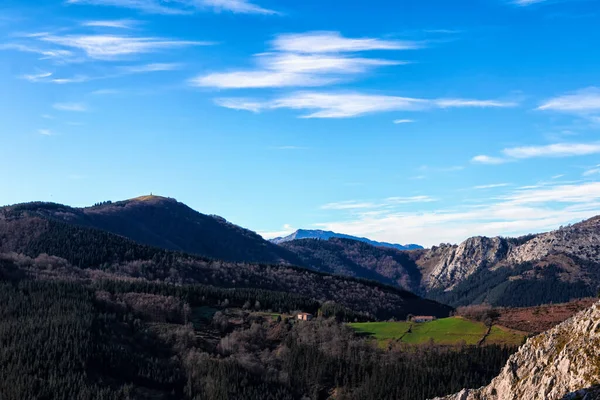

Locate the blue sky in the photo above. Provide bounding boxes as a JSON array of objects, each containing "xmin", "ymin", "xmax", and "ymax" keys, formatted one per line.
[{"xmin": 2, "ymin": 0, "xmax": 600, "ymax": 246}]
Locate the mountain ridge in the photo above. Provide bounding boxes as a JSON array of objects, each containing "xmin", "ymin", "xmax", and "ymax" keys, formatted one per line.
[
  {"xmin": 3, "ymin": 196, "xmax": 600, "ymax": 309},
  {"xmin": 1, "ymin": 195, "xmax": 303, "ymax": 265},
  {"xmin": 271, "ymin": 229, "xmax": 423, "ymax": 250}
]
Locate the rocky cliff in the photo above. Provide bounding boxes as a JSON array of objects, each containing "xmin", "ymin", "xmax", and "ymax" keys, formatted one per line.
[
  {"xmin": 420, "ymin": 237, "xmax": 511, "ymax": 290},
  {"xmin": 416, "ymin": 217, "xmax": 600, "ymax": 292},
  {"xmin": 432, "ymin": 301, "xmax": 600, "ymax": 400}
]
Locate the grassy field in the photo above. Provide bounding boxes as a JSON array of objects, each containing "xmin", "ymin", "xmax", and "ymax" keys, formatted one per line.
[
  {"xmin": 485, "ymin": 325, "xmax": 527, "ymax": 345},
  {"xmin": 349, "ymin": 317, "xmax": 525, "ymax": 347}
]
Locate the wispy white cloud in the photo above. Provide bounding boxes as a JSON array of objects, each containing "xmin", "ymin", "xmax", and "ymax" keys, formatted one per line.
[
  {"xmin": 259, "ymin": 52, "xmax": 404, "ymax": 74},
  {"xmin": 473, "ymin": 183, "xmax": 510, "ymax": 189},
  {"xmin": 321, "ymin": 201, "xmax": 379, "ymax": 210},
  {"xmin": 214, "ymin": 98, "xmax": 265, "ymax": 112},
  {"xmin": 51, "ymin": 75, "xmax": 91, "ymax": 84},
  {"xmin": 66, "ymin": 0, "xmax": 187, "ymax": 14},
  {"xmin": 503, "ymin": 142, "xmax": 600, "ymax": 158},
  {"xmin": 38, "ymin": 34, "xmax": 209, "ymax": 60},
  {"xmin": 514, "ymin": 0, "xmax": 548, "ymax": 5},
  {"xmin": 201, "ymin": 0, "xmax": 279, "ymax": 15},
  {"xmin": 271, "ymin": 31, "xmax": 422, "ymax": 53},
  {"xmin": 313, "ymin": 181, "xmax": 600, "ymax": 247},
  {"xmin": 191, "ymin": 32, "xmax": 412, "ymax": 89},
  {"xmin": 216, "ymin": 91, "xmax": 516, "ymax": 118},
  {"xmin": 37, "ymin": 129, "xmax": 52, "ymax": 136},
  {"xmin": 321, "ymin": 196, "xmax": 435, "ymax": 211},
  {"xmin": 583, "ymin": 165, "xmax": 600, "ymax": 177},
  {"xmin": 472, "ymin": 142, "xmax": 600, "ymax": 165},
  {"xmin": 471, "ymin": 155, "xmax": 509, "ymax": 165},
  {"xmin": 23, "ymin": 62, "xmax": 182, "ymax": 85},
  {"xmin": 393, "ymin": 119, "xmax": 415, "ymax": 124},
  {"xmin": 53, "ymin": 102, "xmax": 87, "ymax": 112},
  {"xmin": 67, "ymin": 0, "xmax": 279, "ymax": 15},
  {"xmin": 538, "ymin": 87, "xmax": 600, "ymax": 113},
  {"xmin": 194, "ymin": 71, "xmax": 336, "ymax": 89},
  {"xmin": 385, "ymin": 195, "xmax": 437, "ymax": 205},
  {"xmin": 436, "ymin": 99, "xmax": 517, "ymax": 108},
  {"xmin": 120, "ymin": 63, "xmax": 181, "ymax": 73},
  {"xmin": 503, "ymin": 181, "xmax": 600, "ymax": 205},
  {"xmin": 271, "ymin": 92, "xmax": 428, "ymax": 118},
  {"xmin": 82, "ymin": 19, "xmax": 138, "ymax": 29},
  {"xmin": 0, "ymin": 43, "xmax": 75, "ymax": 61},
  {"xmin": 22, "ymin": 71, "xmax": 53, "ymax": 82}
]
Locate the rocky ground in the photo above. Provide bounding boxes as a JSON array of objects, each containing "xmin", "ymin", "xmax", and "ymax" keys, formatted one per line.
[{"xmin": 432, "ymin": 300, "xmax": 600, "ymax": 400}]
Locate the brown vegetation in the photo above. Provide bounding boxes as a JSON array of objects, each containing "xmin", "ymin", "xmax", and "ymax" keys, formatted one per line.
[{"xmin": 494, "ymin": 298, "xmax": 597, "ymax": 334}]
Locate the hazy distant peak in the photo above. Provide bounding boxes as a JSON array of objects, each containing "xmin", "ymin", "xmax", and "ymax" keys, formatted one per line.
[{"xmin": 271, "ymin": 229, "xmax": 423, "ymax": 250}]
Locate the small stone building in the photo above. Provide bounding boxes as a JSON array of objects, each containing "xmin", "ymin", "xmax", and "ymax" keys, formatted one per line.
[{"xmin": 297, "ymin": 312, "xmax": 313, "ymax": 321}]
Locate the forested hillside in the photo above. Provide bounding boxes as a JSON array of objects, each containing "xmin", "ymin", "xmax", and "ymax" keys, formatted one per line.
[
  {"xmin": 0, "ymin": 196, "xmax": 302, "ymax": 264},
  {"xmin": 0, "ymin": 213, "xmax": 451, "ymax": 320},
  {"xmin": 4, "ymin": 197, "xmax": 599, "ymax": 310},
  {"xmin": 281, "ymin": 238, "xmax": 423, "ymax": 293},
  {"xmin": 0, "ymin": 256, "xmax": 515, "ymax": 400}
]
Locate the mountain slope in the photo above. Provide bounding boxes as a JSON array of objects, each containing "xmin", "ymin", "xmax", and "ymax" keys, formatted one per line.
[
  {"xmin": 271, "ymin": 229, "xmax": 423, "ymax": 250},
  {"xmin": 416, "ymin": 220, "xmax": 600, "ymax": 308},
  {"xmin": 1, "ymin": 196, "xmax": 301, "ymax": 265},
  {"xmin": 279, "ymin": 238, "xmax": 423, "ymax": 293},
  {"xmin": 0, "ymin": 211, "xmax": 452, "ymax": 320},
  {"xmin": 416, "ymin": 218, "xmax": 600, "ymax": 293},
  {"xmin": 4, "ymin": 196, "xmax": 599, "ymax": 309},
  {"xmin": 433, "ymin": 300, "xmax": 600, "ymax": 400}
]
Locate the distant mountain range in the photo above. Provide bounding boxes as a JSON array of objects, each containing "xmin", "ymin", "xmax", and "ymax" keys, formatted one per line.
[
  {"xmin": 271, "ymin": 229, "xmax": 423, "ymax": 250},
  {"xmin": 2, "ymin": 195, "xmax": 599, "ymax": 310}
]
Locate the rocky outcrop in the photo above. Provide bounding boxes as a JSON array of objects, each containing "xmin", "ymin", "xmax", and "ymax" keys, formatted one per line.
[
  {"xmin": 506, "ymin": 218, "xmax": 600, "ymax": 265},
  {"xmin": 423, "ymin": 237, "xmax": 511, "ymax": 290},
  {"xmin": 416, "ymin": 217, "xmax": 600, "ymax": 291},
  {"xmin": 432, "ymin": 301, "xmax": 600, "ymax": 400}
]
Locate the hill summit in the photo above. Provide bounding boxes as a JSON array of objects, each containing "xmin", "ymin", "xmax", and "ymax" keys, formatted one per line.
[{"xmin": 2, "ymin": 195, "xmax": 300, "ymax": 265}]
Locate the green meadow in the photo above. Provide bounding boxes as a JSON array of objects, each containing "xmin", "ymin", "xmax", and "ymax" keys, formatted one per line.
[{"xmin": 349, "ymin": 317, "xmax": 525, "ymax": 347}]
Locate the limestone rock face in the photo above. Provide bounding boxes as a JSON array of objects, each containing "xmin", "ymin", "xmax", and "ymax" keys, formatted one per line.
[
  {"xmin": 506, "ymin": 217, "xmax": 600, "ymax": 265},
  {"xmin": 425, "ymin": 237, "xmax": 511, "ymax": 290},
  {"xmin": 432, "ymin": 301, "xmax": 600, "ymax": 400},
  {"xmin": 418, "ymin": 217, "xmax": 600, "ymax": 291}
]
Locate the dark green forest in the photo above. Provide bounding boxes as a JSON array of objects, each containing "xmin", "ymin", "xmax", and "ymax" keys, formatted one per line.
[
  {"xmin": 0, "ymin": 216, "xmax": 452, "ymax": 320},
  {"xmin": 428, "ymin": 261, "xmax": 598, "ymax": 308},
  {"xmin": 0, "ymin": 267, "xmax": 515, "ymax": 400}
]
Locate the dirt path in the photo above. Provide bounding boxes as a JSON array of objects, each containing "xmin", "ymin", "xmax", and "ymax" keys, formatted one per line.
[{"xmin": 477, "ymin": 325, "xmax": 493, "ymax": 346}]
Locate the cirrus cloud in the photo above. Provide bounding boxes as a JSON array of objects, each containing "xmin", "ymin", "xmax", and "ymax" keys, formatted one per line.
[
  {"xmin": 216, "ymin": 91, "xmax": 516, "ymax": 118},
  {"xmin": 67, "ymin": 0, "xmax": 279, "ymax": 15},
  {"xmin": 191, "ymin": 32, "xmax": 414, "ymax": 90}
]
